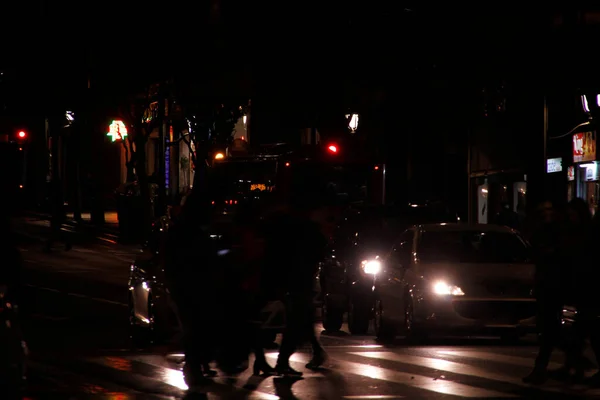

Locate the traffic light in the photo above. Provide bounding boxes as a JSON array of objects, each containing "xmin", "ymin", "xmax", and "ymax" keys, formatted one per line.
[
  {"xmin": 17, "ymin": 131, "xmax": 26, "ymax": 139},
  {"xmin": 327, "ymin": 144, "xmax": 338, "ymax": 154}
]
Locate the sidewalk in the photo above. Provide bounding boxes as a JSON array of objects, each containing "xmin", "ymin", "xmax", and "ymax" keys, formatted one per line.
[
  {"xmin": 20, "ymin": 210, "xmax": 121, "ymax": 244},
  {"xmin": 65, "ymin": 211, "xmax": 119, "ymax": 231}
]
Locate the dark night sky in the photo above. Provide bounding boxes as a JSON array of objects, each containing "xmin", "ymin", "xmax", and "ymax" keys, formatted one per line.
[{"xmin": 2, "ymin": 2, "xmax": 599, "ymax": 120}]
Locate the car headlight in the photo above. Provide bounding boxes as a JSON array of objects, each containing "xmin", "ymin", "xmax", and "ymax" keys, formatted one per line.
[
  {"xmin": 361, "ymin": 259, "xmax": 382, "ymax": 275},
  {"xmin": 432, "ymin": 280, "xmax": 465, "ymax": 296}
]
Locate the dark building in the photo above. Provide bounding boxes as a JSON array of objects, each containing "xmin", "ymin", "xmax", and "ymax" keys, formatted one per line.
[{"xmin": 466, "ymin": 5, "xmax": 600, "ymax": 222}]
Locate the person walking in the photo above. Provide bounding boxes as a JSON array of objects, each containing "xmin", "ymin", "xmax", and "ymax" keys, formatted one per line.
[
  {"xmin": 44, "ymin": 179, "xmax": 71, "ymax": 252},
  {"xmin": 261, "ymin": 185, "xmax": 328, "ymax": 377},
  {"xmin": 164, "ymin": 189, "xmax": 221, "ymax": 387},
  {"xmin": 523, "ymin": 200, "xmax": 567, "ymax": 384},
  {"xmin": 559, "ymin": 198, "xmax": 600, "ymax": 384}
]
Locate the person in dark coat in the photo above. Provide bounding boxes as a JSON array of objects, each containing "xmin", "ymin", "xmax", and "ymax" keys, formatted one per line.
[
  {"xmin": 560, "ymin": 199, "xmax": 600, "ymax": 384},
  {"xmin": 44, "ymin": 179, "xmax": 71, "ymax": 252},
  {"xmin": 523, "ymin": 200, "xmax": 567, "ymax": 384},
  {"xmin": 261, "ymin": 180, "xmax": 328, "ymax": 377},
  {"xmin": 164, "ymin": 188, "xmax": 221, "ymax": 387}
]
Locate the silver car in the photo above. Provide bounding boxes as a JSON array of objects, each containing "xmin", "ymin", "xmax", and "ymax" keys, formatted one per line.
[{"xmin": 373, "ymin": 223, "xmax": 536, "ymax": 341}]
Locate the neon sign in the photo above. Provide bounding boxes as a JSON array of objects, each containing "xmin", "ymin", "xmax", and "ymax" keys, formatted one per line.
[{"xmin": 107, "ymin": 120, "xmax": 128, "ymax": 142}]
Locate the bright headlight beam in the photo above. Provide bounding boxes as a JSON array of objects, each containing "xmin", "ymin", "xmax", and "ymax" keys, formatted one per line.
[
  {"xmin": 433, "ymin": 281, "xmax": 464, "ymax": 296},
  {"xmin": 361, "ymin": 259, "xmax": 382, "ymax": 274}
]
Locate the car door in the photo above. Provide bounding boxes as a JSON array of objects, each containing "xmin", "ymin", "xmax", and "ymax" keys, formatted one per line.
[{"xmin": 377, "ymin": 228, "xmax": 415, "ymax": 322}]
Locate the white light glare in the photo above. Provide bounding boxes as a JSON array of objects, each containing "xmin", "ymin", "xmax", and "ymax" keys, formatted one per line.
[
  {"xmin": 433, "ymin": 281, "xmax": 464, "ymax": 296},
  {"xmin": 361, "ymin": 259, "xmax": 382, "ymax": 274}
]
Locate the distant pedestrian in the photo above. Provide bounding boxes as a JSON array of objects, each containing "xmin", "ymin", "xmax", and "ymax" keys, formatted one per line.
[{"xmin": 44, "ymin": 179, "xmax": 71, "ymax": 252}]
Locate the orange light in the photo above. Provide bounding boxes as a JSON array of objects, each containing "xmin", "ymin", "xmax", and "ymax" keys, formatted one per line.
[
  {"xmin": 241, "ymin": 136, "xmax": 245, "ymax": 140},
  {"xmin": 328, "ymin": 145, "xmax": 337, "ymax": 153},
  {"xmin": 214, "ymin": 152, "xmax": 224, "ymax": 160},
  {"xmin": 285, "ymin": 162, "xmax": 290, "ymax": 167},
  {"xmin": 19, "ymin": 185, "xmax": 23, "ymax": 189},
  {"xmin": 374, "ymin": 165, "xmax": 379, "ymax": 170},
  {"xmin": 17, "ymin": 131, "xmax": 26, "ymax": 138}
]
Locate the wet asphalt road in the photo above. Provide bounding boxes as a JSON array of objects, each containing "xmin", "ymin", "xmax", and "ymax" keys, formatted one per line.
[{"xmin": 10, "ymin": 216, "xmax": 600, "ymax": 399}]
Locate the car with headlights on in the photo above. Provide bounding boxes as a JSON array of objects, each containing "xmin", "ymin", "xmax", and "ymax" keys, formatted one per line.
[
  {"xmin": 372, "ymin": 223, "xmax": 536, "ymax": 341},
  {"xmin": 319, "ymin": 202, "xmax": 458, "ymax": 334}
]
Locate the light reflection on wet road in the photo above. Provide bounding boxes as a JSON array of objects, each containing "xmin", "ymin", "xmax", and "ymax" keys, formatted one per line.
[{"xmin": 25, "ymin": 336, "xmax": 600, "ymax": 399}]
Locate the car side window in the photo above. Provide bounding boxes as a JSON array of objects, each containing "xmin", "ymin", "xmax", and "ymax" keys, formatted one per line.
[{"xmin": 391, "ymin": 230, "xmax": 414, "ymax": 268}]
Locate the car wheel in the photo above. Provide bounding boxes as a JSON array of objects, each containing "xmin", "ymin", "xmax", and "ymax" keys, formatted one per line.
[
  {"xmin": 322, "ymin": 296, "xmax": 343, "ymax": 332},
  {"xmin": 403, "ymin": 297, "xmax": 427, "ymax": 344},
  {"xmin": 129, "ymin": 293, "xmax": 153, "ymax": 349},
  {"xmin": 374, "ymin": 298, "xmax": 396, "ymax": 341},
  {"xmin": 348, "ymin": 299, "xmax": 370, "ymax": 335}
]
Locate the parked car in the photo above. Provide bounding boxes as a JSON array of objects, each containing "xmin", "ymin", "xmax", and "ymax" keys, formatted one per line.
[
  {"xmin": 319, "ymin": 202, "xmax": 459, "ymax": 334},
  {"xmin": 373, "ymin": 223, "xmax": 536, "ymax": 341}
]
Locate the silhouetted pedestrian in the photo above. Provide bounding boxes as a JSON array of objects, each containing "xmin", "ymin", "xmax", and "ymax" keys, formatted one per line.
[
  {"xmin": 561, "ymin": 198, "xmax": 600, "ymax": 384},
  {"xmin": 44, "ymin": 179, "xmax": 71, "ymax": 252},
  {"xmin": 164, "ymin": 189, "xmax": 221, "ymax": 387},
  {"xmin": 523, "ymin": 200, "xmax": 566, "ymax": 384},
  {"xmin": 262, "ymin": 188, "xmax": 328, "ymax": 377}
]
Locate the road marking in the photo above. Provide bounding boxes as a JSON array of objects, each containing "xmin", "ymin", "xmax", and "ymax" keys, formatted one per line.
[
  {"xmin": 322, "ymin": 345, "xmax": 384, "ymax": 349},
  {"xmin": 98, "ymin": 236, "xmax": 118, "ymax": 244},
  {"xmin": 344, "ymin": 396, "xmax": 405, "ymax": 399},
  {"xmin": 351, "ymin": 351, "xmax": 579, "ymax": 395},
  {"xmin": 94, "ymin": 355, "xmax": 279, "ymax": 399},
  {"xmin": 266, "ymin": 353, "xmax": 515, "ymax": 398},
  {"xmin": 437, "ymin": 350, "xmax": 562, "ymax": 369},
  {"xmin": 25, "ymin": 284, "xmax": 128, "ymax": 307}
]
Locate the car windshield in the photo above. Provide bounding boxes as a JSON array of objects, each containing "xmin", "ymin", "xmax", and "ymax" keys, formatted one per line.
[{"xmin": 418, "ymin": 230, "xmax": 529, "ymax": 263}]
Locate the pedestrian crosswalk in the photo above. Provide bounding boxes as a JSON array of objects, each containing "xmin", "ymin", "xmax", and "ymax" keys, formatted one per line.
[{"xmin": 29, "ymin": 345, "xmax": 600, "ymax": 399}]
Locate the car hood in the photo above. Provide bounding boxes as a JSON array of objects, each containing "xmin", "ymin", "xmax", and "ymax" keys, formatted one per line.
[{"xmin": 418, "ymin": 262, "xmax": 535, "ymax": 294}]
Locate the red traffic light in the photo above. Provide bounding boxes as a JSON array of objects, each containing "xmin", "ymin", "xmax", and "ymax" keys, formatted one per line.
[
  {"xmin": 327, "ymin": 145, "xmax": 337, "ymax": 153},
  {"xmin": 17, "ymin": 131, "xmax": 26, "ymax": 139}
]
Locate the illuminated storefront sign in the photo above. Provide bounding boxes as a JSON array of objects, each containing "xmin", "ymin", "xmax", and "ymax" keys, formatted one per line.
[
  {"xmin": 546, "ymin": 157, "xmax": 563, "ymax": 173},
  {"xmin": 107, "ymin": 120, "xmax": 128, "ymax": 142},
  {"xmin": 567, "ymin": 166, "xmax": 575, "ymax": 181},
  {"xmin": 573, "ymin": 131, "xmax": 596, "ymax": 163},
  {"xmin": 582, "ymin": 162, "xmax": 599, "ymax": 181}
]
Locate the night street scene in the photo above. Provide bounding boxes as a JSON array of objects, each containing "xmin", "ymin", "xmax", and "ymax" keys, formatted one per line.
[{"xmin": 4, "ymin": 3, "xmax": 600, "ymax": 400}]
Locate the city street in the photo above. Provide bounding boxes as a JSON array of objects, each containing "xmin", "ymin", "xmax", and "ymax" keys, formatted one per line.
[{"xmin": 11, "ymin": 216, "xmax": 599, "ymax": 399}]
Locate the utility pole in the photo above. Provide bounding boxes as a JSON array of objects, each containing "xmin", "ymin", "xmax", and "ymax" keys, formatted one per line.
[{"xmin": 157, "ymin": 85, "xmax": 167, "ymax": 217}]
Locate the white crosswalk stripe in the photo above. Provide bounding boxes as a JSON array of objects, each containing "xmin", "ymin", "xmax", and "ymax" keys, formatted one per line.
[
  {"xmin": 65, "ymin": 347, "xmax": 599, "ymax": 399},
  {"xmin": 266, "ymin": 352, "xmax": 516, "ymax": 398}
]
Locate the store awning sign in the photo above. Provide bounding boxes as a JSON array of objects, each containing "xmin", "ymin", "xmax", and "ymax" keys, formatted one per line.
[
  {"xmin": 573, "ymin": 131, "xmax": 596, "ymax": 163},
  {"xmin": 567, "ymin": 166, "xmax": 575, "ymax": 181},
  {"xmin": 547, "ymin": 158, "xmax": 563, "ymax": 173}
]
